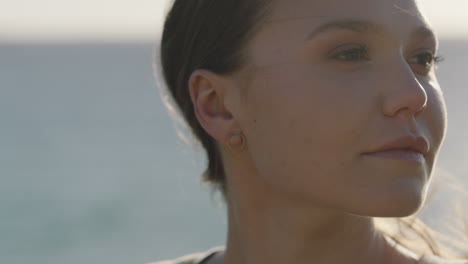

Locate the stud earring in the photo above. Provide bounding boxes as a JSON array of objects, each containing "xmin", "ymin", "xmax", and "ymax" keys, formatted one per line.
[{"xmin": 226, "ymin": 131, "xmax": 246, "ymax": 151}]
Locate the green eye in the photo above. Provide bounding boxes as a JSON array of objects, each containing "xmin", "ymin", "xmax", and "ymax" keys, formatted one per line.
[
  {"xmin": 410, "ymin": 52, "xmax": 444, "ymax": 68},
  {"xmin": 332, "ymin": 45, "xmax": 370, "ymax": 62}
]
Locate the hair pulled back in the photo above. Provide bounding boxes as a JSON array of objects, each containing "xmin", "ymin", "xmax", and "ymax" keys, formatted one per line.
[{"xmin": 160, "ymin": 0, "xmax": 269, "ymax": 193}]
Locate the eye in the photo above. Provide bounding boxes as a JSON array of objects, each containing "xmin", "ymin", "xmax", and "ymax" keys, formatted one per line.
[
  {"xmin": 331, "ymin": 44, "xmax": 370, "ymax": 62},
  {"xmin": 408, "ymin": 51, "xmax": 444, "ymax": 70}
]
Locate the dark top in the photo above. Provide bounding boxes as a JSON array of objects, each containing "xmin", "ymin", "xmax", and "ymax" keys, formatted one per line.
[{"xmin": 150, "ymin": 247, "xmax": 224, "ymax": 264}]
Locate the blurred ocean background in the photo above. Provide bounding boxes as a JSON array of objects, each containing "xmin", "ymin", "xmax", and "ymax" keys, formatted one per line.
[{"xmin": 0, "ymin": 39, "xmax": 466, "ymax": 264}]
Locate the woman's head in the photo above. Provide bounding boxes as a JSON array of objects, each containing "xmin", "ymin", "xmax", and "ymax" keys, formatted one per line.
[{"xmin": 160, "ymin": 0, "xmax": 447, "ymax": 217}]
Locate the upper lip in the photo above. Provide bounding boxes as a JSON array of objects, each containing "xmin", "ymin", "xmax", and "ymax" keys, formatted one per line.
[{"xmin": 363, "ymin": 135, "xmax": 430, "ymax": 156}]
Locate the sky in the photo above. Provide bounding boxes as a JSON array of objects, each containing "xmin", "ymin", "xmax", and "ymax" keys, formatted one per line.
[{"xmin": 1, "ymin": 0, "xmax": 467, "ymax": 42}]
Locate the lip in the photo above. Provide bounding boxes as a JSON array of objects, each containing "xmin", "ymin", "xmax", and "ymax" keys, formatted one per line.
[{"xmin": 362, "ymin": 135, "xmax": 429, "ymax": 162}]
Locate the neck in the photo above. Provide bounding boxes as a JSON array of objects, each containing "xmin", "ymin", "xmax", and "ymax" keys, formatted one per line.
[
  {"xmin": 216, "ymin": 157, "xmax": 418, "ymax": 264},
  {"xmin": 223, "ymin": 199, "xmax": 387, "ymax": 264}
]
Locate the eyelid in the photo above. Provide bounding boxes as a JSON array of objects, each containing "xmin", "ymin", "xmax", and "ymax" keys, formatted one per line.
[
  {"xmin": 406, "ymin": 50, "xmax": 445, "ymax": 76},
  {"xmin": 327, "ymin": 43, "xmax": 371, "ymax": 63},
  {"xmin": 409, "ymin": 48, "xmax": 434, "ymax": 55},
  {"xmin": 407, "ymin": 50, "xmax": 439, "ymax": 65},
  {"xmin": 327, "ymin": 43, "xmax": 368, "ymax": 58}
]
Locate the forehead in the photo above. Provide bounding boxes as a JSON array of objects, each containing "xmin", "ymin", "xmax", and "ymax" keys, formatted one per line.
[
  {"xmin": 262, "ymin": 0, "xmax": 432, "ymax": 38},
  {"xmin": 243, "ymin": 0, "xmax": 434, "ymax": 67},
  {"xmin": 267, "ymin": 0, "xmax": 425, "ymax": 22}
]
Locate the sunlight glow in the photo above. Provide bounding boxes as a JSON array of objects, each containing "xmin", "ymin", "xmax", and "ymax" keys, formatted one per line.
[{"xmin": 0, "ymin": 0, "xmax": 466, "ymax": 42}]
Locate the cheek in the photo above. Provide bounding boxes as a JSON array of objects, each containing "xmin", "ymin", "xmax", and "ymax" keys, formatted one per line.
[
  {"xmin": 422, "ymin": 79, "xmax": 447, "ymax": 156},
  {"xmin": 240, "ymin": 65, "xmax": 376, "ymax": 196}
]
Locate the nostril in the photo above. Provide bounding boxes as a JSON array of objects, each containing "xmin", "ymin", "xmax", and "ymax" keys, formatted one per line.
[{"xmin": 382, "ymin": 76, "xmax": 428, "ymax": 118}]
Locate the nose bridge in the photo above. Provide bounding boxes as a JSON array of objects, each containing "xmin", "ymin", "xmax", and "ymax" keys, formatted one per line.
[{"xmin": 380, "ymin": 56, "xmax": 428, "ymax": 118}]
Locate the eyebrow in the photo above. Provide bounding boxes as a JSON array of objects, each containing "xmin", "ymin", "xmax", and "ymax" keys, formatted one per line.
[{"xmin": 305, "ymin": 19, "xmax": 436, "ymax": 41}]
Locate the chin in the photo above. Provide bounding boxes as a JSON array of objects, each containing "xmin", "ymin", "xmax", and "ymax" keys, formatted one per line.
[
  {"xmin": 348, "ymin": 168, "xmax": 430, "ymax": 217},
  {"xmin": 366, "ymin": 190, "xmax": 426, "ymax": 218},
  {"xmin": 346, "ymin": 184, "xmax": 427, "ymax": 218},
  {"xmin": 375, "ymin": 198, "xmax": 424, "ymax": 218}
]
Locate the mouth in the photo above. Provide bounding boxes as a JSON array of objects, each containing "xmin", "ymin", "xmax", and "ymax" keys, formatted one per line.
[
  {"xmin": 362, "ymin": 135, "xmax": 429, "ymax": 163},
  {"xmin": 362, "ymin": 148, "xmax": 425, "ymax": 163}
]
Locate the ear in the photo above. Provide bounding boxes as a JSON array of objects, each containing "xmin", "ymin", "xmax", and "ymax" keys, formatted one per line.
[{"xmin": 188, "ymin": 69, "xmax": 237, "ymax": 145}]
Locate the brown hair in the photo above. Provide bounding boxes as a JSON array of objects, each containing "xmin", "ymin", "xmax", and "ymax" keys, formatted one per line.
[
  {"xmin": 158, "ymin": 0, "xmax": 467, "ymax": 260},
  {"xmin": 160, "ymin": 0, "xmax": 269, "ymax": 194}
]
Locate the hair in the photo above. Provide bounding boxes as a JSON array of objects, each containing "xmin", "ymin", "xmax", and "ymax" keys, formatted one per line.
[
  {"xmin": 160, "ymin": 0, "xmax": 271, "ymax": 195},
  {"xmin": 158, "ymin": 0, "xmax": 467, "ymax": 260}
]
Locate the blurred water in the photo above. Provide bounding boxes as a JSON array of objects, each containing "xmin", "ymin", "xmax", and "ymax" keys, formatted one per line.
[{"xmin": 0, "ymin": 40, "xmax": 466, "ymax": 264}]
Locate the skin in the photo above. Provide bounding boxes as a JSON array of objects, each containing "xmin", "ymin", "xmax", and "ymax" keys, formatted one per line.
[{"xmin": 188, "ymin": 0, "xmax": 447, "ymax": 263}]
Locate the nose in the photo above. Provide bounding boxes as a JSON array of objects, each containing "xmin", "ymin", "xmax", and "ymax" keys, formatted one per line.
[{"xmin": 381, "ymin": 59, "xmax": 428, "ymax": 118}]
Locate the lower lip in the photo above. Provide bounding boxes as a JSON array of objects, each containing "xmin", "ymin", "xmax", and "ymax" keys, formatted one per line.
[{"xmin": 363, "ymin": 149, "xmax": 425, "ymax": 163}]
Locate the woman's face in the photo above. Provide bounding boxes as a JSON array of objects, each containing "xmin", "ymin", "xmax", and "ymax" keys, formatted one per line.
[{"xmin": 226, "ymin": 0, "xmax": 447, "ymax": 217}]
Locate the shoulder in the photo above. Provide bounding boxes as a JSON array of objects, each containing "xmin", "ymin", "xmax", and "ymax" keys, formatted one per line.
[
  {"xmin": 148, "ymin": 252, "xmax": 205, "ymax": 264},
  {"xmin": 418, "ymin": 255, "xmax": 468, "ymax": 264},
  {"xmin": 148, "ymin": 247, "xmax": 224, "ymax": 264}
]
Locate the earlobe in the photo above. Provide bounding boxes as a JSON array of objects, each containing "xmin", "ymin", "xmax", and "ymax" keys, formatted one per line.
[
  {"xmin": 188, "ymin": 69, "xmax": 237, "ymax": 144},
  {"xmin": 226, "ymin": 131, "xmax": 247, "ymax": 151}
]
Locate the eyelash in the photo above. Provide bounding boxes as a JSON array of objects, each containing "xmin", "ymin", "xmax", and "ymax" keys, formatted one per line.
[{"xmin": 332, "ymin": 45, "xmax": 445, "ymax": 71}]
